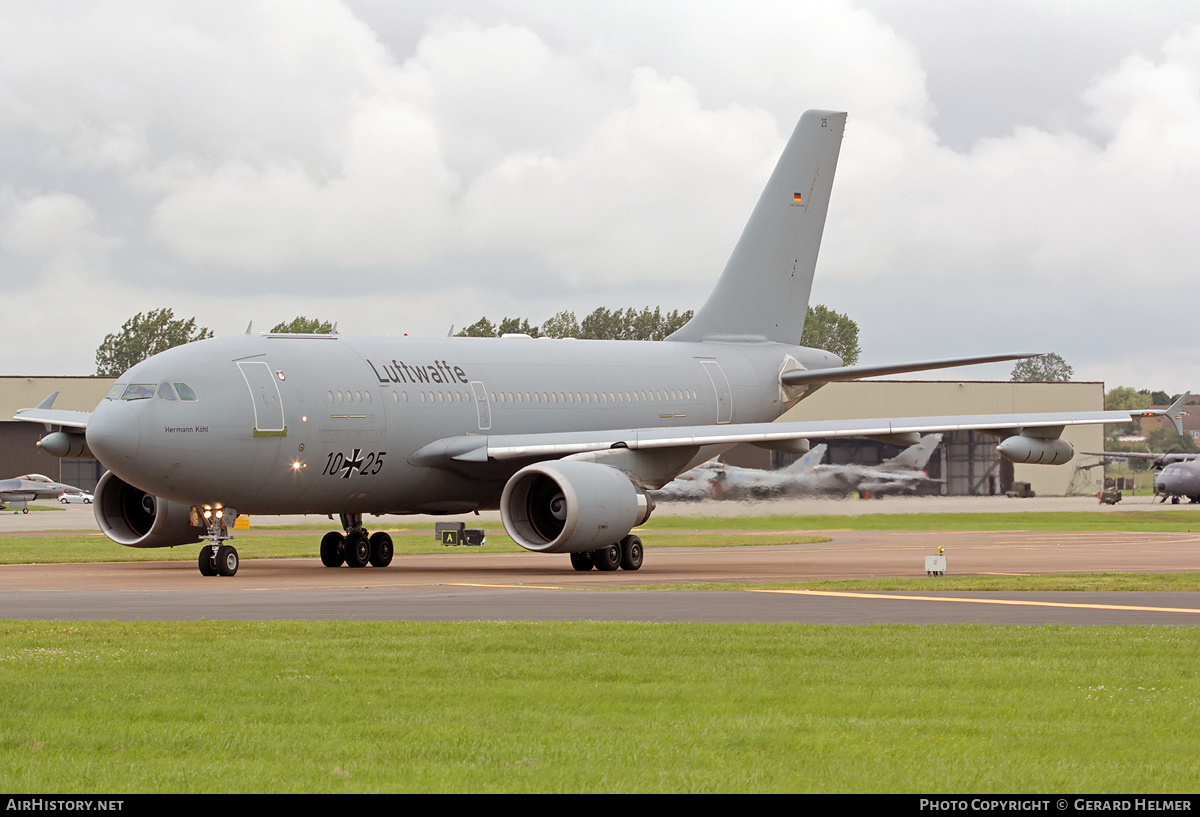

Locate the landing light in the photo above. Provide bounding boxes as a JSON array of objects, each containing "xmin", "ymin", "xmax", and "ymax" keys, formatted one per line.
[{"xmin": 292, "ymin": 461, "xmax": 305, "ymax": 470}]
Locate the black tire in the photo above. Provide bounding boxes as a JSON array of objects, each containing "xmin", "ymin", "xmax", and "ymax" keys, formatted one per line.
[
  {"xmin": 198, "ymin": 547, "xmax": 217, "ymax": 577},
  {"xmin": 619, "ymin": 535, "xmax": 643, "ymax": 571},
  {"xmin": 593, "ymin": 543, "xmax": 621, "ymax": 571},
  {"xmin": 368, "ymin": 532, "xmax": 394, "ymax": 568},
  {"xmin": 216, "ymin": 545, "xmax": 239, "ymax": 577},
  {"xmin": 320, "ymin": 532, "xmax": 345, "ymax": 567},
  {"xmin": 570, "ymin": 551, "xmax": 594, "ymax": 571},
  {"xmin": 344, "ymin": 532, "xmax": 370, "ymax": 568}
]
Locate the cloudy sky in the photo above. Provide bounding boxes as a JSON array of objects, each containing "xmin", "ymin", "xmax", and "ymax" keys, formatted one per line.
[{"xmin": 3, "ymin": 1, "xmax": 1198, "ymax": 394}]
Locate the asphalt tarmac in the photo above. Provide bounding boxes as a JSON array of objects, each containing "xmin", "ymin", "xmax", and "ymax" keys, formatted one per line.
[{"xmin": 3, "ymin": 495, "xmax": 1199, "ymax": 624}]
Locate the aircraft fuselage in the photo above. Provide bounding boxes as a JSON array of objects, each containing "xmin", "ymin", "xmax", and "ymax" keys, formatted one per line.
[{"xmin": 86, "ymin": 332, "xmax": 838, "ymax": 516}]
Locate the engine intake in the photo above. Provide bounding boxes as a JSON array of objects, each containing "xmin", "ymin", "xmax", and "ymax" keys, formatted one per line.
[
  {"xmin": 500, "ymin": 460, "xmax": 653, "ymax": 553},
  {"xmin": 93, "ymin": 470, "xmax": 204, "ymax": 549}
]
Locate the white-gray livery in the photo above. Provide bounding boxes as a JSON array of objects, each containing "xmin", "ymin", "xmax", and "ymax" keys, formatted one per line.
[{"xmin": 15, "ymin": 111, "xmax": 1186, "ymax": 576}]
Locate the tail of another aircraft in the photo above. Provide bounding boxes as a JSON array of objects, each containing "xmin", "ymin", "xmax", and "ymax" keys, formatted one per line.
[
  {"xmin": 782, "ymin": 442, "xmax": 828, "ymax": 473},
  {"xmin": 668, "ymin": 110, "xmax": 847, "ymax": 346},
  {"xmin": 884, "ymin": 434, "xmax": 943, "ymax": 471}
]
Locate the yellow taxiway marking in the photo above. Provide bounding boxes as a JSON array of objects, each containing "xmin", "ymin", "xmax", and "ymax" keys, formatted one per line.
[{"xmin": 753, "ymin": 588, "xmax": 1200, "ymax": 614}]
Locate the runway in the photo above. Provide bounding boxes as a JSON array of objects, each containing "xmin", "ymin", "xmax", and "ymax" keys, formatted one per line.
[{"xmin": 3, "ymin": 522, "xmax": 1200, "ymax": 623}]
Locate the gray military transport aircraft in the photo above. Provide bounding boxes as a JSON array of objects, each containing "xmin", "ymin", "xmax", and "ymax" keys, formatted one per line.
[
  {"xmin": 14, "ymin": 110, "xmax": 1188, "ymax": 576},
  {"xmin": 1086, "ymin": 450, "xmax": 1200, "ymax": 504}
]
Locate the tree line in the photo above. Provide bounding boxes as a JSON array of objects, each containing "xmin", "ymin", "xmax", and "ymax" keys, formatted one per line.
[{"xmin": 95, "ymin": 305, "xmax": 863, "ymax": 375}]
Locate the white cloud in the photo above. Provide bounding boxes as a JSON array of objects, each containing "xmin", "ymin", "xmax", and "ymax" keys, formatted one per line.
[{"xmin": 1, "ymin": 0, "xmax": 1199, "ymax": 396}]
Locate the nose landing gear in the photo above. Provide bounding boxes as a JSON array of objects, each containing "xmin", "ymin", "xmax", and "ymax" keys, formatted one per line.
[{"xmin": 193, "ymin": 506, "xmax": 239, "ymax": 577}]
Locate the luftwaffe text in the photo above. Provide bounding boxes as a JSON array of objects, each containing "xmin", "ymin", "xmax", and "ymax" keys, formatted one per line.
[{"xmin": 366, "ymin": 358, "xmax": 467, "ymax": 386}]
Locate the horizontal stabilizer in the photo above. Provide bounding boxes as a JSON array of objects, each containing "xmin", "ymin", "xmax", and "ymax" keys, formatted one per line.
[{"xmin": 780, "ymin": 353, "xmax": 1038, "ymax": 387}]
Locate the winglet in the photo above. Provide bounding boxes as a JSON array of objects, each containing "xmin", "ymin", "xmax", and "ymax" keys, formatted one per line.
[
  {"xmin": 1163, "ymin": 392, "xmax": 1190, "ymax": 435},
  {"xmin": 35, "ymin": 392, "xmax": 59, "ymax": 410},
  {"xmin": 1133, "ymin": 392, "xmax": 1189, "ymax": 435}
]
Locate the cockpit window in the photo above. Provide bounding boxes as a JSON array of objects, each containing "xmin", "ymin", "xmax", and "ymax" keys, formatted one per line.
[
  {"xmin": 105, "ymin": 384, "xmax": 127, "ymax": 401},
  {"xmin": 120, "ymin": 384, "xmax": 156, "ymax": 401},
  {"xmin": 174, "ymin": 382, "xmax": 198, "ymax": 401},
  {"xmin": 157, "ymin": 383, "xmax": 178, "ymax": 401}
]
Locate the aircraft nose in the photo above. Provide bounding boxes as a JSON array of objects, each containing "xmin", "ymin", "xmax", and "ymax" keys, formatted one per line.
[{"xmin": 86, "ymin": 400, "xmax": 141, "ymax": 468}]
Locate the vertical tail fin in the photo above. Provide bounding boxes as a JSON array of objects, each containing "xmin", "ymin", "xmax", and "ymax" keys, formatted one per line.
[
  {"xmin": 668, "ymin": 110, "xmax": 846, "ymax": 345},
  {"xmin": 884, "ymin": 434, "xmax": 943, "ymax": 471}
]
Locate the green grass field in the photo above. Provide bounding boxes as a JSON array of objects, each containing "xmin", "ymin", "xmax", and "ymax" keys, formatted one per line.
[
  {"xmin": 1, "ymin": 621, "xmax": 1197, "ymax": 793},
  {"xmin": 4, "ymin": 509, "xmax": 1200, "ymax": 792}
]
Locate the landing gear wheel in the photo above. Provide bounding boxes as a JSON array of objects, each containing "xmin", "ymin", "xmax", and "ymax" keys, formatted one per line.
[
  {"xmin": 216, "ymin": 545, "xmax": 239, "ymax": 577},
  {"xmin": 570, "ymin": 551, "xmax": 594, "ymax": 571},
  {"xmin": 320, "ymin": 532, "xmax": 345, "ymax": 567},
  {"xmin": 593, "ymin": 543, "xmax": 621, "ymax": 572},
  {"xmin": 344, "ymin": 531, "xmax": 370, "ymax": 568},
  {"xmin": 368, "ymin": 532, "xmax": 394, "ymax": 568},
  {"xmin": 198, "ymin": 547, "xmax": 217, "ymax": 577},
  {"xmin": 620, "ymin": 535, "xmax": 643, "ymax": 571}
]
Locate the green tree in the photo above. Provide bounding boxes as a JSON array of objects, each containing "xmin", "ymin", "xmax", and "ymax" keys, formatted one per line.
[
  {"xmin": 458, "ymin": 306, "xmax": 694, "ymax": 341},
  {"xmin": 270, "ymin": 316, "xmax": 334, "ymax": 334},
  {"xmin": 1105, "ymin": 386, "xmax": 1152, "ymax": 412},
  {"xmin": 497, "ymin": 317, "xmax": 540, "ymax": 337},
  {"xmin": 95, "ymin": 308, "xmax": 214, "ymax": 376},
  {"xmin": 1146, "ymin": 428, "xmax": 1197, "ymax": 454},
  {"xmin": 1010, "ymin": 353, "xmax": 1073, "ymax": 382},
  {"xmin": 457, "ymin": 317, "xmax": 497, "ymax": 337},
  {"xmin": 801, "ymin": 305, "xmax": 860, "ymax": 365},
  {"xmin": 540, "ymin": 310, "xmax": 581, "ymax": 339}
]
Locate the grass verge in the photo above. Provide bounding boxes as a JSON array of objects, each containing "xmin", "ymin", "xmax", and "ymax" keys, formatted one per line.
[{"xmin": 1, "ymin": 620, "xmax": 1197, "ymax": 793}]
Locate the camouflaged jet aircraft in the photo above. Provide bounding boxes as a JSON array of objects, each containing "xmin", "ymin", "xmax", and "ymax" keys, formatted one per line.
[
  {"xmin": 0, "ymin": 473, "xmax": 83, "ymax": 513},
  {"xmin": 14, "ymin": 111, "xmax": 1186, "ymax": 577}
]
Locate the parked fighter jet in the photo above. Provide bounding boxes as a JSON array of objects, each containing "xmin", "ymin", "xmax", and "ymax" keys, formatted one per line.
[
  {"xmin": 653, "ymin": 444, "xmax": 829, "ymax": 501},
  {"xmin": 15, "ymin": 111, "xmax": 1185, "ymax": 576},
  {"xmin": 807, "ymin": 433, "xmax": 943, "ymax": 497},
  {"xmin": 0, "ymin": 474, "xmax": 83, "ymax": 513},
  {"xmin": 656, "ymin": 435, "xmax": 942, "ymax": 500},
  {"xmin": 1086, "ymin": 450, "xmax": 1200, "ymax": 504}
]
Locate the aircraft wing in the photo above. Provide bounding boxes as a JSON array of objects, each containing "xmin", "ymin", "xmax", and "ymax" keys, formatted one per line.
[
  {"xmin": 412, "ymin": 404, "xmax": 1182, "ymax": 466},
  {"xmin": 13, "ymin": 392, "xmax": 91, "ymax": 430}
]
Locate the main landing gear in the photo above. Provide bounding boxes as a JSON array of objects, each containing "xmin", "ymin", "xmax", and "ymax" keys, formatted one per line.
[
  {"xmin": 319, "ymin": 512, "xmax": 394, "ymax": 569},
  {"xmin": 194, "ymin": 506, "xmax": 239, "ymax": 577},
  {"xmin": 569, "ymin": 535, "xmax": 643, "ymax": 572}
]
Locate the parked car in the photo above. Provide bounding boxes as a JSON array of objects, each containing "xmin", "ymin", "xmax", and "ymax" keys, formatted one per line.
[{"xmin": 58, "ymin": 491, "xmax": 93, "ymax": 505}]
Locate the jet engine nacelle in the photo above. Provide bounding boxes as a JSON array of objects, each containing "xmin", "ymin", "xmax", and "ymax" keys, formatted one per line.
[
  {"xmin": 500, "ymin": 460, "xmax": 653, "ymax": 553},
  {"xmin": 93, "ymin": 470, "xmax": 204, "ymax": 549},
  {"xmin": 37, "ymin": 431, "xmax": 93, "ymax": 459},
  {"xmin": 997, "ymin": 435, "xmax": 1074, "ymax": 465}
]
